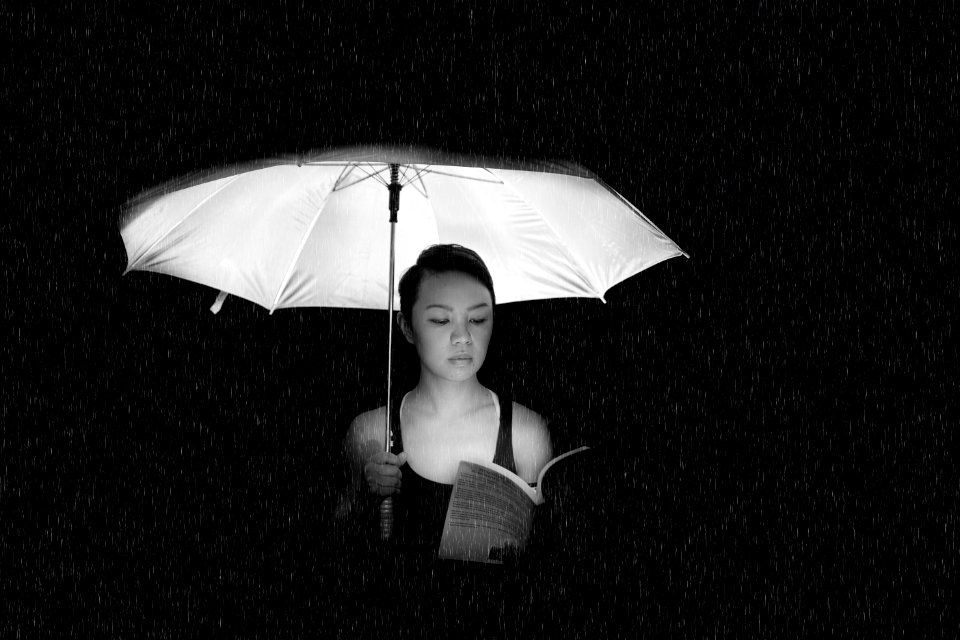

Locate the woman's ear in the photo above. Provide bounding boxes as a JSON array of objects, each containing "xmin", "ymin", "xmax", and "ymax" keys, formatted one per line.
[{"xmin": 397, "ymin": 312, "xmax": 415, "ymax": 344}]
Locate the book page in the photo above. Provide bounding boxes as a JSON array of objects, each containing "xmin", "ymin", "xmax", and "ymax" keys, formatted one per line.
[
  {"xmin": 437, "ymin": 461, "xmax": 536, "ymax": 564},
  {"xmin": 537, "ymin": 445, "xmax": 593, "ymax": 504},
  {"xmin": 536, "ymin": 445, "xmax": 591, "ymax": 488}
]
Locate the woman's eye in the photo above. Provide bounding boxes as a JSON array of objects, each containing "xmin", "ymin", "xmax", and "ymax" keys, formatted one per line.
[
  {"xmin": 429, "ymin": 319, "xmax": 449, "ymax": 325},
  {"xmin": 470, "ymin": 318, "xmax": 488, "ymax": 325}
]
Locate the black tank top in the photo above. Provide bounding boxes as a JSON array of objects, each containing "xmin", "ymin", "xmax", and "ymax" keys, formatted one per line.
[{"xmin": 389, "ymin": 390, "xmax": 516, "ymax": 555}]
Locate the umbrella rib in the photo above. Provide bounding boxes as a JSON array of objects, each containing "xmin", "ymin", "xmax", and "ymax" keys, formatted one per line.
[
  {"xmin": 332, "ymin": 164, "xmax": 389, "ymax": 191},
  {"xmin": 415, "ymin": 171, "xmax": 429, "ymax": 198},
  {"xmin": 331, "ymin": 164, "xmax": 355, "ymax": 191},
  {"xmin": 398, "ymin": 164, "xmax": 428, "ymax": 184},
  {"xmin": 269, "ymin": 197, "xmax": 330, "ymax": 312},
  {"xmin": 594, "ymin": 176, "xmax": 690, "ymax": 259},
  {"xmin": 397, "ymin": 164, "xmax": 415, "ymax": 186},
  {"xmin": 498, "ymin": 173, "xmax": 606, "ymax": 300},
  {"xmin": 362, "ymin": 163, "xmax": 390, "ymax": 186},
  {"xmin": 399, "ymin": 165, "xmax": 429, "ymax": 198},
  {"xmin": 405, "ymin": 180, "xmax": 427, "ymax": 199},
  {"xmin": 126, "ymin": 174, "xmax": 243, "ymax": 273},
  {"xmin": 416, "ymin": 168, "xmax": 504, "ymax": 184}
]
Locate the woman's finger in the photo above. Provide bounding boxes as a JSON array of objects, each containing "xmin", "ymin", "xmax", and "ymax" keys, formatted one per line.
[
  {"xmin": 364, "ymin": 462, "xmax": 403, "ymax": 480},
  {"xmin": 368, "ymin": 451, "xmax": 401, "ymax": 465},
  {"xmin": 366, "ymin": 474, "xmax": 402, "ymax": 495},
  {"xmin": 377, "ymin": 463, "xmax": 404, "ymax": 479}
]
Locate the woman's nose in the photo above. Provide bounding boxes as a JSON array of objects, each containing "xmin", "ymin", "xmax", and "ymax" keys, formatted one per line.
[{"xmin": 451, "ymin": 323, "xmax": 472, "ymax": 344}]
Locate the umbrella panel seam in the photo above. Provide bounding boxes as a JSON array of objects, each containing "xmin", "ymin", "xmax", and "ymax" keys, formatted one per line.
[
  {"xmin": 127, "ymin": 174, "xmax": 242, "ymax": 273},
  {"xmin": 494, "ymin": 172, "xmax": 604, "ymax": 300},
  {"xmin": 269, "ymin": 188, "xmax": 334, "ymax": 311}
]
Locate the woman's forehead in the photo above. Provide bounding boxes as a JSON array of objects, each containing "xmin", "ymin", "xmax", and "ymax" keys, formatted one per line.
[{"xmin": 415, "ymin": 271, "xmax": 492, "ymax": 307}]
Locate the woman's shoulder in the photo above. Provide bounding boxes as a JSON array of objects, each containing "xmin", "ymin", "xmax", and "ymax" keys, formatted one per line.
[
  {"xmin": 509, "ymin": 401, "xmax": 551, "ymax": 447},
  {"xmin": 508, "ymin": 401, "xmax": 548, "ymax": 432},
  {"xmin": 345, "ymin": 406, "xmax": 388, "ymax": 448},
  {"xmin": 350, "ymin": 406, "xmax": 387, "ymax": 428},
  {"xmin": 508, "ymin": 400, "xmax": 554, "ymax": 482}
]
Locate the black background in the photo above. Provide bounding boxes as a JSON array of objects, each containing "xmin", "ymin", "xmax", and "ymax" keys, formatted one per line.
[{"xmin": 4, "ymin": 3, "xmax": 955, "ymax": 638}]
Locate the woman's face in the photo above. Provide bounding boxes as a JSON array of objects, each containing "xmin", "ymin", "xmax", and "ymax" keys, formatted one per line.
[{"xmin": 401, "ymin": 270, "xmax": 494, "ymax": 383}]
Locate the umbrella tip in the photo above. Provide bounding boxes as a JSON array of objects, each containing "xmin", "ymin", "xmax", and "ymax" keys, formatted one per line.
[{"xmin": 210, "ymin": 291, "xmax": 228, "ymax": 314}]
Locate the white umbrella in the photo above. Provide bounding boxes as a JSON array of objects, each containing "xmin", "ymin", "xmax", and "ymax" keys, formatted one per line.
[{"xmin": 120, "ymin": 144, "xmax": 688, "ymax": 538}]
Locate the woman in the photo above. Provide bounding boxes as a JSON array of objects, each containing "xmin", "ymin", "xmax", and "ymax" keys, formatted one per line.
[{"xmin": 339, "ymin": 244, "xmax": 554, "ymax": 555}]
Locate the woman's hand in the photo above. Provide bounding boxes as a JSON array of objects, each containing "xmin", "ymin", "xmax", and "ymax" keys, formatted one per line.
[{"xmin": 363, "ymin": 451, "xmax": 408, "ymax": 497}]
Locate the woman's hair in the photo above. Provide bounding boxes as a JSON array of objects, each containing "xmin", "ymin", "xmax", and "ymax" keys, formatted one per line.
[{"xmin": 398, "ymin": 244, "xmax": 496, "ymax": 321}]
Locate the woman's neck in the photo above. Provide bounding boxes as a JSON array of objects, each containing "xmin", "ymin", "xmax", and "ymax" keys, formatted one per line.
[{"xmin": 409, "ymin": 373, "xmax": 488, "ymax": 419}]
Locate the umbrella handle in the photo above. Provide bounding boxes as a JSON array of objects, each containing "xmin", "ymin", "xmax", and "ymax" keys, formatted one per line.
[{"xmin": 380, "ymin": 497, "xmax": 394, "ymax": 541}]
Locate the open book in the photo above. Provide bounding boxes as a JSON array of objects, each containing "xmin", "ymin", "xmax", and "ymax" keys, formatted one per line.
[{"xmin": 437, "ymin": 446, "xmax": 591, "ymax": 564}]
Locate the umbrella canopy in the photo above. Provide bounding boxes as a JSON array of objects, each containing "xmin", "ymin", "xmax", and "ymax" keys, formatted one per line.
[{"xmin": 121, "ymin": 145, "xmax": 687, "ymax": 312}]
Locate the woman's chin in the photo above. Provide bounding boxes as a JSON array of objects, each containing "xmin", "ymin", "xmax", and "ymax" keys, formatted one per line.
[
  {"xmin": 422, "ymin": 362, "xmax": 482, "ymax": 383},
  {"xmin": 445, "ymin": 366, "xmax": 478, "ymax": 382}
]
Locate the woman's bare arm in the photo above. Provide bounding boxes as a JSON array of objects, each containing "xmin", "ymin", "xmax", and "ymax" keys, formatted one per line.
[{"xmin": 511, "ymin": 403, "xmax": 554, "ymax": 485}]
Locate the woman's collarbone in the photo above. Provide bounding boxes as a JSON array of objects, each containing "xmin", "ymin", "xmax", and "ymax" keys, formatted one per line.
[{"xmin": 402, "ymin": 408, "xmax": 499, "ymax": 482}]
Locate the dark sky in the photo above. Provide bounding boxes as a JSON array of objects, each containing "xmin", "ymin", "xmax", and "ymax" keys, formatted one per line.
[{"xmin": 5, "ymin": 3, "xmax": 955, "ymax": 638}]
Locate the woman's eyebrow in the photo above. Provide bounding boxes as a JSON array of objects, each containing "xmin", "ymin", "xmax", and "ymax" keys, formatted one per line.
[{"xmin": 424, "ymin": 303, "xmax": 491, "ymax": 311}]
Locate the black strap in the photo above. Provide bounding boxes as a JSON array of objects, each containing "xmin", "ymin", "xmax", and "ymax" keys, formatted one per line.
[
  {"xmin": 492, "ymin": 392, "xmax": 516, "ymax": 473},
  {"xmin": 390, "ymin": 392, "xmax": 404, "ymax": 456}
]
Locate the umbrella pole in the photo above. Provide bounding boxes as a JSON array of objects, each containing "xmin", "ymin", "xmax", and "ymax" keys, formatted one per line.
[{"xmin": 380, "ymin": 163, "xmax": 402, "ymax": 542}]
